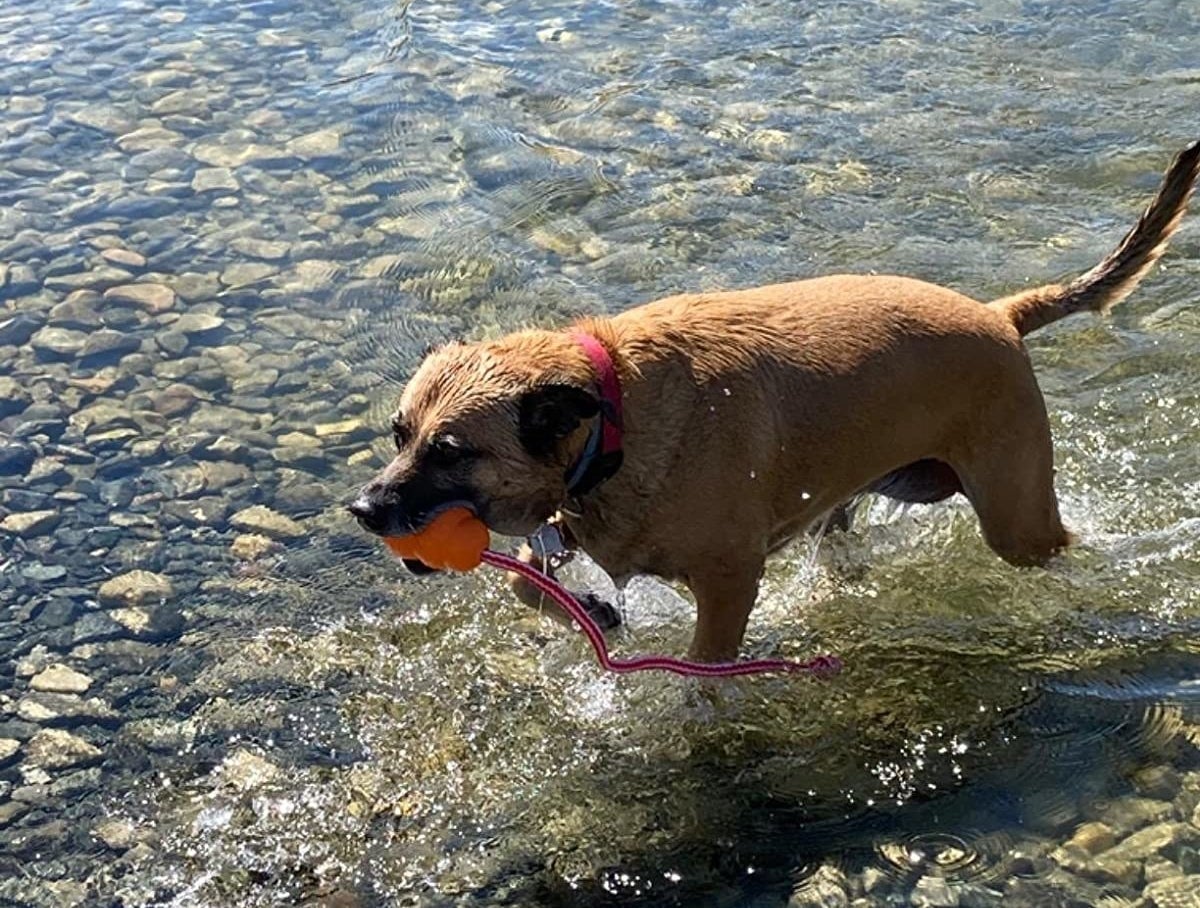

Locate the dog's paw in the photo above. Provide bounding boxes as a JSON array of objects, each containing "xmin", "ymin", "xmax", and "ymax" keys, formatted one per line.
[{"xmin": 577, "ymin": 592, "xmax": 622, "ymax": 631}]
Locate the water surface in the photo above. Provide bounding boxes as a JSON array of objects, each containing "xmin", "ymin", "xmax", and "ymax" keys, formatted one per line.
[{"xmin": 1, "ymin": 1, "xmax": 1199, "ymax": 906}]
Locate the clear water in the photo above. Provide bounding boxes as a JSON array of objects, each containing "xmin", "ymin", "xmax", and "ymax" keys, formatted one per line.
[{"xmin": 1, "ymin": 1, "xmax": 1199, "ymax": 906}]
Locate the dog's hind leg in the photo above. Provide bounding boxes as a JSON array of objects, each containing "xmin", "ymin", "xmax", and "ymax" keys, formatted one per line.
[
  {"xmin": 951, "ymin": 393, "xmax": 1072, "ymax": 566},
  {"xmin": 686, "ymin": 560, "xmax": 764, "ymax": 662}
]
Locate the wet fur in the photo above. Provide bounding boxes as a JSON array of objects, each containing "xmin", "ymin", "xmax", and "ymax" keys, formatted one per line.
[{"xmin": 351, "ymin": 142, "xmax": 1200, "ymax": 661}]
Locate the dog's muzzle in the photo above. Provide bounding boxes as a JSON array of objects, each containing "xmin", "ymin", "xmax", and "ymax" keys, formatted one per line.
[{"xmin": 347, "ymin": 493, "xmax": 389, "ymax": 535}]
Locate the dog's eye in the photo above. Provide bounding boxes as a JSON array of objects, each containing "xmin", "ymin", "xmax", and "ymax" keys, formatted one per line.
[
  {"xmin": 392, "ymin": 423, "xmax": 411, "ymax": 452},
  {"xmin": 427, "ymin": 436, "xmax": 477, "ymax": 466}
]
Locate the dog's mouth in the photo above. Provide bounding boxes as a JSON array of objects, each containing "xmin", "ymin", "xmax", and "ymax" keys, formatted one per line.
[
  {"xmin": 389, "ymin": 499, "xmax": 478, "ymax": 578},
  {"xmin": 405, "ymin": 498, "xmax": 477, "ymax": 534}
]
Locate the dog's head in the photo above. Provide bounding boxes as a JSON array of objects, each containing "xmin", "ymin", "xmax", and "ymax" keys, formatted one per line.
[{"xmin": 348, "ymin": 332, "xmax": 601, "ymax": 552}]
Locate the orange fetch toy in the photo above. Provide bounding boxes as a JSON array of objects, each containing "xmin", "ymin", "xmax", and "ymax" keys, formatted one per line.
[{"xmin": 383, "ymin": 507, "xmax": 490, "ymax": 572}]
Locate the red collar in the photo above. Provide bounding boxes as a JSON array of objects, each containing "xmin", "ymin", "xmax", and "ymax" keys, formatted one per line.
[{"xmin": 564, "ymin": 332, "xmax": 624, "ymax": 497}]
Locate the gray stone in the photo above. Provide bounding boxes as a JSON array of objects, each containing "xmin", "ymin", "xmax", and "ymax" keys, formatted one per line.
[
  {"xmin": 0, "ymin": 441, "xmax": 37, "ymax": 476},
  {"xmin": 100, "ymin": 248, "xmax": 147, "ymax": 269},
  {"xmin": 116, "ymin": 125, "xmax": 184, "ymax": 153},
  {"xmin": 16, "ymin": 692, "xmax": 118, "ymax": 726},
  {"xmin": 163, "ymin": 497, "xmax": 230, "ymax": 527},
  {"xmin": 192, "ymin": 167, "xmax": 239, "ymax": 193},
  {"xmin": 109, "ymin": 605, "xmax": 184, "ymax": 642},
  {"xmin": 0, "ymin": 312, "xmax": 42, "ymax": 345},
  {"xmin": 93, "ymin": 818, "xmax": 145, "ymax": 852},
  {"xmin": 220, "ymin": 261, "xmax": 278, "ymax": 287},
  {"xmin": 26, "ymin": 457, "xmax": 68, "ymax": 485},
  {"xmin": 15, "ymin": 647, "xmax": 51, "ymax": 678},
  {"xmin": 43, "ymin": 266, "xmax": 133, "ymax": 292},
  {"xmin": 22, "ymin": 728, "xmax": 101, "ymax": 769},
  {"xmin": 68, "ymin": 611, "xmax": 128, "ymax": 646},
  {"xmin": 23, "ymin": 563, "xmax": 68, "ymax": 583},
  {"xmin": 156, "ymin": 330, "xmax": 189, "ymax": 355},
  {"xmin": 200, "ymin": 435, "xmax": 253, "ymax": 462},
  {"xmin": 98, "ymin": 570, "xmax": 174, "ymax": 606},
  {"xmin": 911, "ymin": 876, "xmax": 959, "ymax": 908},
  {"xmin": 48, "ymin": 294, "xmax": 104, "ymax": 330},
  {"xmin": 789, "ymin": 865, "xmax": 849, "ymax": 907},
  {"xmin": 151, "ymin": 89, "xmax": 210, "ymax": 117},
  {"xmin": 1, "ymin": 263, "xmax": 39, "ymax": 298},
  {"xmin": 161, "ymin": 464, "xmax": 207, "ymax": 498},
  {"xmin": 63, "ymin": 104, "xmax": 134, "ymax": 135},
  {"xmin": 30, "ymin": 664, "xmax": 93, "ymax": 694},
  {"xmin": 1142, "ymin": 875, "xmax": 1200, "ymax": 908},
  {"xmin": 0, "ymin": 377, "xmax": 31, "ymax": 418},
  {"xmin": 230, "ymin": 533, "xmax": 278, "ymax": 560},
  {"xmin": 313, "ymin": 418, "xmax": 373, "ymax": 441},
  {"xmin": 231, "ymin": 505, "xmax": 305, "ymax": 539},
  {"xmin": 172, "ymin": 271, "xmax": 222, "ymax": 302},
  {"xmin": 104, "ymin": 195, "xmax": 177, "ymax": 219},
  {"xmin": 198, "ymin": 460, "xmax": 250, "ymax": 491},
  {"xmin": 104, "ymin": 282, "xmax": 177, "ymax": 313},
  {"xmin": 230, "ymin": 237, "xmax": 290, "ymax": 260},
  {"xmin": 122, "ymin": 717, "xmax": 195, "ymax": 753},
  {"xmin": 171, "ymin": 312, "xmax": 226, "ymax": 336},
  {"xmin": 1144, "ymin": 858, "xmax": 1184, "ymax": 884},
  {"xmin": 1133, "ymin": 766, "xmax": 1182, "ymax": 802},
  {"xmin": 287, "ymin": 128, "xmax": 342, "ymax": 157},
  {"xmin": 1103, "ymin": 821, "xmax": 1193, "ymax": 863},
  {"xmin": 192, "ymin": 140, "xmax": 293, "ymax": 169},
  {"xmin": 0, "ymin": 739, "xmax": 18, "ymax": 765},
  {"xmin": 1053, "ymin": 842, "xmax": 1140, "ymax": 886},
  {"xmin": 1, "ymin": 510, "xmax": 61, "ymax": 537},
  {"xmin": 219, "ymin": 749, "xmax": 281, "ymax": 790},
  {"xmin": 30, "ymin": 326, "xmax": 87, "ymax": 358},
  {"xmin": 80, "ymin": 328, "xmax": 142, "ymax": 362},
  {"xmin": 151, "ymin": 383, "xmax": 199, "ymax": 417},
  {"xmin": 1101, "ymin": 797, "xmax": 1176, "ymax": 835}
]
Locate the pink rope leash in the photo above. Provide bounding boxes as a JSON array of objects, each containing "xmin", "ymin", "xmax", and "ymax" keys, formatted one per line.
[{"xmin": 481, "ymin": 550, "xmax": 842, "ymax": 679}]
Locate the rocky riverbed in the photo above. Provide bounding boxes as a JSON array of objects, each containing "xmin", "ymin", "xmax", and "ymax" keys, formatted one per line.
[{"xmin": 3, "ymin": 0, "xmax": 1200, "ymax": 906}]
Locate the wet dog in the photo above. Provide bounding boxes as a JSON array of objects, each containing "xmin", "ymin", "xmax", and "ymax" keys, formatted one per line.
[{"xmin": 350, "ymin": 141, "xmax": 1199, "ymax": 662}]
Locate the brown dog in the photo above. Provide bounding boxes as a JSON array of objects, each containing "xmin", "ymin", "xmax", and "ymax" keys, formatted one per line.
[{"xmin": 350, "ymin": 141, "xmax": 1199, "ymax": 662}]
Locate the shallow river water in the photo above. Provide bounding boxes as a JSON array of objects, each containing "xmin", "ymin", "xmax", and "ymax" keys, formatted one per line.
[{"xmin": 2, "ymin": 1, "xmax": 1200, "ymax": 906}]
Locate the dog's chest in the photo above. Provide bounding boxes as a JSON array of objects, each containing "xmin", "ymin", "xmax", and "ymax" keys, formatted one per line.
[{"xmin": 563, "ymin": 510, "xmax": 681, "ymax": 584}]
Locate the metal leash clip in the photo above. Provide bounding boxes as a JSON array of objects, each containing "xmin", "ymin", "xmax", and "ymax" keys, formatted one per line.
[{"xmin": 527, "ymin": 521, "xmax": 574, "ymax": 571}]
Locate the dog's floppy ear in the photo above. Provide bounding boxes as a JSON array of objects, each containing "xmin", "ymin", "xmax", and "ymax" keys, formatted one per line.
[{"xmin": 518, "ymin": 384, "xmax": 600, "ymax": 458}]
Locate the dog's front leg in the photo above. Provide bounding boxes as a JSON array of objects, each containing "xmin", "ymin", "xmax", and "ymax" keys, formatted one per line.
[
  {"xmin": 686, "ymin": 561, "xmax": 764, "ymax": 662},
  {"xmin": 507, "ymin": 536, "xmax": 621, "ymax": 631}
]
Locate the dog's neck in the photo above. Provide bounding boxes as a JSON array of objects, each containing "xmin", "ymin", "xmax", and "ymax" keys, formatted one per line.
[{"xmin": 563, "ymin": 330, "xmax": 625, "ymax": 499}]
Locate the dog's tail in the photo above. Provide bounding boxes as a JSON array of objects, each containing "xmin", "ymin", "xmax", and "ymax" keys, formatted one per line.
[{"xmin": 990, "ymin": 140, "xmax": 1200, "ymax": 337}]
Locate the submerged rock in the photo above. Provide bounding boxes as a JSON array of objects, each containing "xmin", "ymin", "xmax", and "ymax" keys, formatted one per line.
[
  {"xmin": 219, "ymin": 749, "xmax": 281, "ymax": 791},
  {"xmin": 30, "ymin": 325, "xmax": 88, "ymax": 359},
  {"xmin": 1, "ymin": 510, "xmax": 61, "ymax": 537},
  {"xmin": 30, "ymin": 664, "xmax": 94, "ymax": 695},
  {"xmin": 23, "ymin": 728, "xmax": 102, "ymax": 770},
  {"xmin": 16, "ymin": 692, "xmax": 118, "ymax": 727},
  {"xmin": 100, "ymin": 248, "xmax": 147, "ymax": 269},
  {"xmin": 104, "ymin": 282, "xmax": 177, "ymax": 313},
  {"xmin": 192, "ymin": 167, "xmax": 239, "ymax": 194},
  {"xmin": 98, "ymin": 570, "xmax": 175, "ymax": 606},
  {"xmin": 230, "ymin": 505, "xmax": 305, "ymax": 539},
  {"xmin": 109, "ymin": 606, "xmax": 184, "ymax": 642},
  {"xmin": 0, "ymin": 312, "xmax": 43, "ymax": 345},
  {"xmin": 231, "ymin": 533, "xmax": 278, "ymax": 561},
  {"xmin": 1142, "ymin": 875, "xmax": 1200, "ymax": 907}
]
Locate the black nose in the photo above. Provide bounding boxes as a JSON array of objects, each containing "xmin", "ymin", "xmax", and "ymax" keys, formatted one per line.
[{"xmin": 348, "ymin": 494, "xmax": 387, "ymax": 534}]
